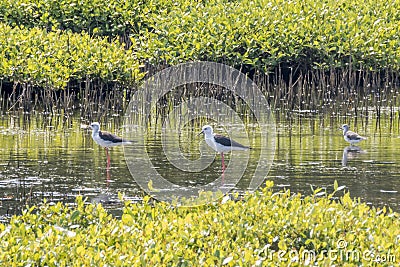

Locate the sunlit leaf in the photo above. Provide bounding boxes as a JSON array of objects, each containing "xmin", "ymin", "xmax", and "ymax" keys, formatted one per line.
[{"xmin": 222, "ymin": 256, "xmax": 233, "ymax": 265}]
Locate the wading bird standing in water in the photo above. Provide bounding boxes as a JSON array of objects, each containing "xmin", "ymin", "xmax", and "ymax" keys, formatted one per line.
[
  {"xmin": 89, "ymin": 122, "xmax": 132, "ymax": 170},
  {"xmin": 199, "ymin": 125, "xmax": 250, "ymax": 172},
  {"xmin": 341, "ymin": 124, "xmax": 367, "ymax": 146}
]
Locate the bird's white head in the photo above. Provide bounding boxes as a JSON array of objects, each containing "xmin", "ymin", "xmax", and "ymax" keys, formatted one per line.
[
  {"xmin": 341, "ymin": 124, "xmax": 349, "ymax": 133},
  {"xmin": 199, "ymin": 125, "xmax": 214, "ymax": 138},
  {"xmin": 89, "ymin": 122, "xmax": 100, "ymax": 133}
]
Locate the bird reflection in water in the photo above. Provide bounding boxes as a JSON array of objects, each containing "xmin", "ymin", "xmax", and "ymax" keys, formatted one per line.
[{"xmin": 341, "ymin": 146, "xmax": 366, "ymax": 166}]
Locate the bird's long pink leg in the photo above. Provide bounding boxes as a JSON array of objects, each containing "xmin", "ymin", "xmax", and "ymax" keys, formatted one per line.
[
  {"xmin": 105, "ymin": 148, "xmax": 111, "ymax": 170},
  {"xmin": 106, "ymin": 168, "xmax": 111, "ymax": 186},
  {"xmin": 221, "ymin": 152, "xmax": 225, "ymax": 172}
]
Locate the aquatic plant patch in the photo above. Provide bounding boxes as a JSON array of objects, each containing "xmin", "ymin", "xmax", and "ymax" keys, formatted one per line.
[{"xmin": 0, "ymin": 181, "xmax": 398, "ymax": 266}]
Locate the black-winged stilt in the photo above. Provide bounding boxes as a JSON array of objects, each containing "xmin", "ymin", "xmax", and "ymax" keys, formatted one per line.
[
  {"xmin": 340, "ymin": 124, "xmax": 367, "ymax": 146},
  {"xmin": 89, "ymin": 122, "xmax": 132, "ymax": 169},
  {"xmin": 199, "ymin": 125, "xmax": 250, "ymax": 171}
]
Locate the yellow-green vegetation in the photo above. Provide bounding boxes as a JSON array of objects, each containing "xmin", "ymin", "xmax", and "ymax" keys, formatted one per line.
[
  {"xmin": 138, "ymin": 0, "xmax": 400, "ymax": 71},
  {"xmin": 0, "ymin": 181, "xmax": 398, "ymax": 266},
  {"xmin": 1, "ymin": 0, "xmax": 400, "ymax": 75},
  {"xmin": 0, "ymin": 0, "xmax": 143, "ymax": 38},
  {"xmin": 0, "ymin": 23, "xmax": 144, "ymax": 89}
]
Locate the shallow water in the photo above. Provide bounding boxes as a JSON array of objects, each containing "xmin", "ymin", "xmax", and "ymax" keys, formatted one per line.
[
  {"xmin": 271, "ymin": 117, "xmax": 400, "ymax": 210},
  {"xmin": 0, "ymin": 112, "xmax": 399, "ymax": 221}
]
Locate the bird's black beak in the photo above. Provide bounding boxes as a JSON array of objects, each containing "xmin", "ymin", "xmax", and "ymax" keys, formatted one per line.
[{"xmin": 197, "ymin": 130, "xmax": 204, "ymax": 136}]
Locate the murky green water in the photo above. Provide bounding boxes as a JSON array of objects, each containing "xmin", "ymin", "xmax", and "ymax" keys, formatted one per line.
[{"xmin": 0, "ymin": 111, "xmax": 399, "ymax": 221}]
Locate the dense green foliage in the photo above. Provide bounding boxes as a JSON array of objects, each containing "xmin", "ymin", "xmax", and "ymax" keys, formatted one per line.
[
  {"xmin": 137, "ymin": 0, "xmax": 400, "ymax": 71},
  {"xmin": 0, "ymin": 0, "xmax": 143, "ymax": 38},
  {"xmin": 1, "ymin": 0, "xmax": 400, "ymax": 75},
  {"xmin": 0, "ymin": 1, "xmax": 399, "ymax": 110},
  {"xmin": 0, "ymin": 23, "xmax": 143, "ymax": 89},
  {"xmin": 0, "ymin": 182, "xmax": 399, "ymax": 266}
]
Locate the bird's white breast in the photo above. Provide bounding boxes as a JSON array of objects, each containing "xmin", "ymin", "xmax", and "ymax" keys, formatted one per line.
[{"xmin": 205, "ymin": 137, "xmax": 218, "ymax": 152}]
